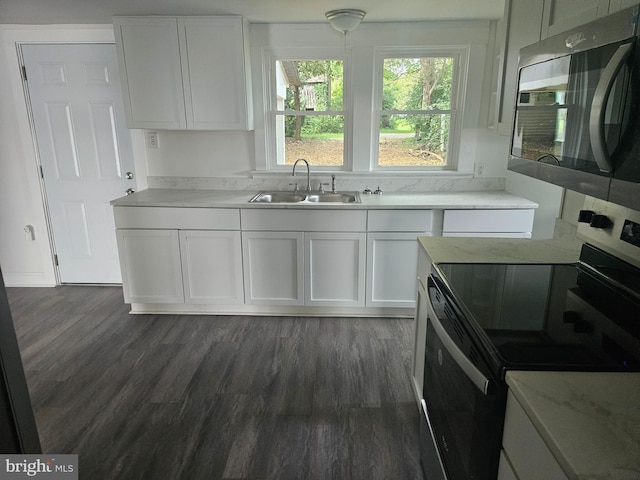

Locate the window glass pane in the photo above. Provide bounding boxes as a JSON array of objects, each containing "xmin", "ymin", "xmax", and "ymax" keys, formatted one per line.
[
  {"xmin": 378, "ymin": 114, "xmax": 449, "ymax": 167},
  {"xmin": 383, "ymin": 57, "xmax": 453, "ymax": 110},
  {"xmin": 276, "ymin": 115, "xmax": 344, "ymax": 166},
  {"xmin": 276, "ymin": 60, "xmax": 343, "ymax": 111}
]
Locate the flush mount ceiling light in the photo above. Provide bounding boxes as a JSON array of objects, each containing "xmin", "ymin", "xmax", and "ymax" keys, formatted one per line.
[{"xmin": 325, "ymin": 9, "xmax": 366, "ymax": 34}]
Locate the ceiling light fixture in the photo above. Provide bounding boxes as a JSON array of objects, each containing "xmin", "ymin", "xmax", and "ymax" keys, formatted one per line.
[{"xmin": 325, "ymin": 9, "xmax": 366, "ymax": 34}]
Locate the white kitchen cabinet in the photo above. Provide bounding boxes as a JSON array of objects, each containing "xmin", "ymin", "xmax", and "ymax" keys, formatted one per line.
[
  {"xmin": 242, "ymin": 231, "xmax": 304, "ymax": 306},
  {"xmin": 411, "ymin": 243, "xmax": 436, "ymax": 404},
  {"xmin": 241, "ymin": 209, "xmax": 368, "ymax": 308},
  {"xmin": 492, "ymin": 0, "xmax": 545, "ymax": 135},
  {"xmin": 116, "ymin": 229, "xmax": 184, "ymax": 304},
  {"xmin": 113, "ymin": 16, "xmax": 253, "ymax": 130},
  {"xmin": 501, "ymin": 390, "xmax": 569, "ymax": 480},
  {"xmin": 113, "ymin": 17, "xmax": 186, "ymax": 129},
  {"xmin": 305, "ymin": 232, "xmax": 366, "ymax": 307},
  {"xmin": 366, "ymin": 210, "xmax": 438, "ymax": 309},
  {"xmin": 541, "ymin": 0, "xmax": 610, "ymax": 38},
  {"xmin": 180, "ymin": 230, "xmax": 244, "ymax": 304},
  {"xmin": 367, "ymin": 233, "xmax": 421, "ymax": 308},
  {"xmin": 442, "ymin": 209, "xmax": 534, "ymax": 238},
  {"xmin": 114, "ymin": 207, "xmax": 242, "ymax": 306}
]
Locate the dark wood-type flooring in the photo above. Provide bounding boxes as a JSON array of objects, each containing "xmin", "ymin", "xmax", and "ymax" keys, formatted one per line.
[{"xmin": 7, "ymin": 285, "xmax": 425, "ymax": 480}]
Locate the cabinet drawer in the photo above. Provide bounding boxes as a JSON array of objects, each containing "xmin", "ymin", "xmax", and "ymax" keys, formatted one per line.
[
  {"xmin": 113, "ymin": 206, "xmax": 240, "ymax": 230},
  {"xmin": 367, "ymin": 210, "xmax": 434, "ymax": 232},
  {"xmin": 443, "ymin": 209, "xmax": 534, "ymax": 233},
  {"xmin": 241, "ymin": 209, "xmax": 367, "ymax": 232}
]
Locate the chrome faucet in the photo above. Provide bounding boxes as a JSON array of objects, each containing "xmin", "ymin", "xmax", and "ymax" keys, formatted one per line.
[{"xmin": 292, "ymin": 158, "xmax": 311, "ymax": 192}]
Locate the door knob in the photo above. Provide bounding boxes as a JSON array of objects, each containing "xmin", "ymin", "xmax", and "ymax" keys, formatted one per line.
[
  {"xmin": 125, "ymin": 188, "xmax": 135, "ymax": 195},
  {"xmin": 125, "ymin": 171, "xmax": 134, "ymax": 179}
]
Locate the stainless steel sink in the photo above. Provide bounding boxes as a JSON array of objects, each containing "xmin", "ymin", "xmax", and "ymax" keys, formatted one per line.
[
  {"xmin": 249, "ymin": 191, "xmax": 361, "ymax": 204},
  {"xmin": 249, "ymin": 192, "xmax": 308, "ymax": 203},
  {"xmin": 306, "ymin": 193, "xmax": 359, "ymax": 203}
]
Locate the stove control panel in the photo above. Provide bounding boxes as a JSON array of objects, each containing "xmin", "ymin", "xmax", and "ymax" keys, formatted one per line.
[{"xmin": 576, "ymin": 197, "xmax": 640, "ymax": 269}]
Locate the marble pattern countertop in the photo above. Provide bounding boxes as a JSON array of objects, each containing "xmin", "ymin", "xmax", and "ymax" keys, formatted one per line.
[
  {"xmin": 110, "ymin": 188, "xmax": 539, "ymax": 210},
  {"xmin": 417, "ymin": 236, "xmax": 583, "ymax": 264},
  {"xmin": 506, "ymin": 371, "xmax": 640, "ymax": 480}
]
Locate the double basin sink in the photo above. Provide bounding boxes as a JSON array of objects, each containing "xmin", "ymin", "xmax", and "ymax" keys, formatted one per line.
[{"xmin": 249, "ymin": 191, "xmax": 361, "ymax": 204}]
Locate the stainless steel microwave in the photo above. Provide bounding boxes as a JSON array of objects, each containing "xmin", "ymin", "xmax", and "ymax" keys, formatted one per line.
[{"xmin": 508, "ymin": 5, "xmax": 640, "ymax": 210}]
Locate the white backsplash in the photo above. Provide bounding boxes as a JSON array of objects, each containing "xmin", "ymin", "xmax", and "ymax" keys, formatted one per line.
[{"xmin": 148, "ymin": 175, "xmax": 505, "ymax": 192}]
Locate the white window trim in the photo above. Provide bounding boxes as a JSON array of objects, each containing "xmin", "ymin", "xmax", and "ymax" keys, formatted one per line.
[
  {"xmin": 262, "ymin": 47, "xmax": 353, "ymax": 172},
  {"xmin": 370, "ymin": 46, "xmax": 469, "ymax": 172},
  {"xmin": 255, "ymin": 43, "xmax": 472, "ymax": 175}
]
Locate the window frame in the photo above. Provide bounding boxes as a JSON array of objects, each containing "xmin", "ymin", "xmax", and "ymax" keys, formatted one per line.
[
  {"xmin": 371, "ymin": 46, "xmax": 468, "ymax": 172},
  {"xmin": 263, "ymin": 47, "xmax": 353, "ymax": 172},
  {"xmin": 259, "ymin": 44, "xmax": 470, "ymax": 174}
]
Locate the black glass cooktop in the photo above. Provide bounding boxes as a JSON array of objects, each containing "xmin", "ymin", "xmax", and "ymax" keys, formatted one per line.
[{"xmin": 432, "ymin": 245, "xmax": 640, "ymax": 374}]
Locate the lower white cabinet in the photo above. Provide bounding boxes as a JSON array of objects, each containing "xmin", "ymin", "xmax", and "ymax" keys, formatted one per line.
[
  {"xmin": 500, "ymin": 390, "xmax": 568, "ymax": 480},
  {"xmin": 116, "ymin": 229, "xmax": 184, "ymax": 304},
  {"xmin": 242, "ymin": 231, "xmax": 304, "ymax": 305},
  {"xmin": 179, "ymin": 230, "xmax": 244, "ymax": 304},
  {"xmin": 367, "ymin": 233, "xmax": 421, "ymax": 308},
  {"xmin": 442, "ymin": 209, "xmax": 535, "ymax": 238},
  {"xmin": 242, "ymin": 231, "xmax": 367, "ymax": 307},
  {"xmin": 306, "ymin": 232, "xmax": 366, "ymax": 307},
  {"xmin": 117, "ymin": 228, "xmax": 244, "ymax": 305},
  {"xmin": 366, "ymin": 209, "xmax": 439, "ymax": 308}
]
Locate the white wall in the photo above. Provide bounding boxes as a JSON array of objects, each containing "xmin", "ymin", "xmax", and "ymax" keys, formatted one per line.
[{"xmin": 0, "ymin": 25, "xmax": 147, "ymax": 286}]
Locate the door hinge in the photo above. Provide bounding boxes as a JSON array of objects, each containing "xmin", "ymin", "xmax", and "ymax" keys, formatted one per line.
[
  {"xmin": 54, "ymin": 254, "xmax": 59, "ymax": 266},
  {"xmin": 21, "ymin": 65, "xmax": 27, "ymax": 81}
]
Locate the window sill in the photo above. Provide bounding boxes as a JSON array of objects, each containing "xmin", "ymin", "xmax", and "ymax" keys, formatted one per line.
[{"xmin": 249, "ymin": 170, "xmax": 474, "ymax": 179}]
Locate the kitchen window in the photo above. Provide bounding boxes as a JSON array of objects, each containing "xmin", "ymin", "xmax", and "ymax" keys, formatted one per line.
[
  {"xmin": 261, "ymin": 45, "xmax": 467, "ymax": 173},
  {"xmin": 265, "ymin": 51, "xmax": 349, "ymax": 170},
  {"xmin": 375, "ymin": 53, "xmax": 458, "ymax": 169}
]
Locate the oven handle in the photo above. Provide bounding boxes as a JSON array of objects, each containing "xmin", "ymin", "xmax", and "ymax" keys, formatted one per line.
[
  {"xmin": 589, "ymin": 41, "xmax": 633, "ymax": 173},
  {"xmin": 424, "ymin": 280, "xmax": 492, "ymax": 396}
]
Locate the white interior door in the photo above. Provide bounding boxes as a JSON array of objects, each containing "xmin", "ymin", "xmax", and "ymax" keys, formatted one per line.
[{"xmin": 21, "ymin": 43, "xmax": 136, "ymax": 284}]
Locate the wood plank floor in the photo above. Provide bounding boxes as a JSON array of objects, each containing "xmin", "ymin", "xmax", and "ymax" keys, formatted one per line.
[{"xmin": 7, "ymin": 285, "xmax": 425, "ymax": 480}]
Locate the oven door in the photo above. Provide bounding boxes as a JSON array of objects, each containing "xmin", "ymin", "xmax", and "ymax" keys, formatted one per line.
[{"xmin": 421, "ymin": 276, "xmax": 506, "ymax": 480}]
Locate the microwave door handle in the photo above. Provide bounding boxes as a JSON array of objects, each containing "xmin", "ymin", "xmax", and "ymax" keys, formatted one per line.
[
  {"xmin": 425, "ymin": 291, "xmax": 492, "ymax": 395},
  {"xmin": 589, "ymin": 42, "xmax": 633, "ymax": 173}
]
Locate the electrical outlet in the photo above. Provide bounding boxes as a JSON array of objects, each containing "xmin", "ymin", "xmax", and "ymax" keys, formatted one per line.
[
  {"xmin": 145, "ymin": 131, "xmax": 159, "ymax": 149},
  {"xmin": 474, "ymin": 162, "xmax": 485, "ymax": 177}
]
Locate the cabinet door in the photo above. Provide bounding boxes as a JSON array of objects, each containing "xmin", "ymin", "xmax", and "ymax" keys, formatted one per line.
[
  {"xmin": 242, "ymin": 232, "xmax": 304, "ymax": 305},
  {"xmin": 412, "ymin": 279, "xmax": 428, "ymax": 404},
  {"xmin": 179, "ymin": 17, "xmax": 252, "ymax": 130},
  {"xmin": 179, "ymin": 230, "xmax": 244, "ymax": 304},
  {"xmin": 113, "ymin": 17, "xmax": 186, "ymax": 129},
  {"xmin": 366, "ymin": 233, "xmax": 422, "ymax": 308},
  {"xmin": 305, "ymin": 232, "xmax": 366, "ymax": 307},
  {"xmin": 496, "ymin": 0, "xmax": 545, "ymax": 134},
  {"xmin": 541, "ymin": 0, "xmax": 610, "ymax": 38},
  {"xmin": 116, "ymin": 229, "xmax": 184, "ymax": 303}
]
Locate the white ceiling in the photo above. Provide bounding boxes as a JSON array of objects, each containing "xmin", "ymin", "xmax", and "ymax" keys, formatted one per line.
[{"xmin": 0, "ymin": 0, "xmax": 505, "ymax": 25}]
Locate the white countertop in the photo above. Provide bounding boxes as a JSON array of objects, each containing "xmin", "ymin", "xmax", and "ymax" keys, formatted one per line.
[
  {"xmin": 418, "ymin": 236, "xmax": 582, "ymax": 264},
  {"xmin": 506, "ymin": 371, "xmax": 640, "ymax": 480},
  {"xmin": 110, "ymin": 188, "xmax": 539, "ymax": 210}
]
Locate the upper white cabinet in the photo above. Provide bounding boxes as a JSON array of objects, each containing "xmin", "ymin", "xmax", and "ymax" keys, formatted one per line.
[
  {"xmin": 113, "ymin": 16, "xmax": 253, "ymax": 130},
  {"xmin": 491, "ymin": 0, "xmax": 545, "ymax": 134},
  {"xmin": 541, "ymin": 0, "xmax": 610, "ymax": 38}
]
